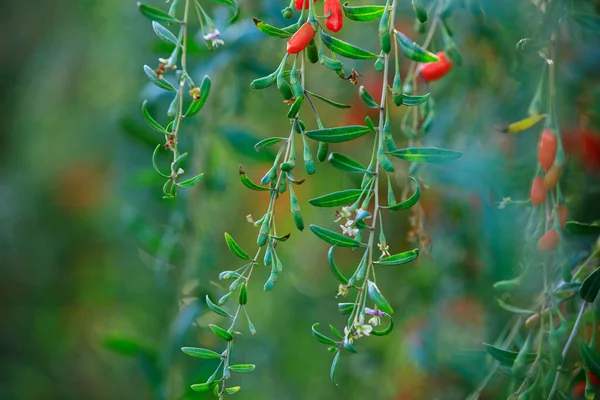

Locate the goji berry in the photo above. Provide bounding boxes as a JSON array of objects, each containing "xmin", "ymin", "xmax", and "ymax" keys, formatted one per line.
[
  {"xmin": 287, "ymin": 22, "xmax": 315, "ymax": 54},
  {"xmin": 324, "ymin": 0, "xmax": 343, "ymax": 32},
  {"xmin": 589, "ymin": 371, "xmax": 600, "ymax": 385},
  {"xmin": 420, "ymin": 52, "xmax": 452, "ymax": 82},
  {"xmin": 554, "ymin": 204, "xmax": 567, "ymax": 228},
  {"xmin": 295, "ymin": 0, "xmax": 317, "ymax": 10},
  {"xmin": 530, "ymin": 176, "xmax": 546, "ymax": 206},
  {"xmin": 537, "ymin": 229, "xmax": 559, "ymax": 252},
  {"xmin": 544, "ymin": 164, "xmax": 562, "ymax": 189},
  {"xmin": 538, "ymin": 129, "xmax": 557, "ymax": 172}
]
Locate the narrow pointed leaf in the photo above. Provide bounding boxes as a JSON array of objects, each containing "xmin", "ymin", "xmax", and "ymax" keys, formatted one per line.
[
  {"xmin": 206, "ymin": 295, "xmax": 233, "ymax": 318},
  {"xmin": 388, "ymin": 147, "xmax": 462, "ymax": 162},
  {"xmin": 190, "ymin": 382, "xmax": 217, "ymax": 392},
  {"xmin": 328, "ymin": 246, "xmax": 349, "ymax": 284},
  {"xmin": 402, "ymin": 93, "xmax": 430, "ymax": 106},
  {"xmin": 305, "ymin": 90, "xmax": 351, "ymax": 109},
  {"xmin": 328, "ymin": 152, "xmax": 368, "ymax": 173},
  {"xmin": 580, "ymin": 268, "xmax": 600, "ymax": 302},
  {"xmin": 143, "ymin": 65, "xmax": 177, "ymax": 91},
  {"xmin": 395, "ymin": 31, "xmax": 439, "ymax": 62},
  {"xmin": 385, "ymin": 176, "xmax": 419, "ymax": 210},
  {"xmin": 224, "ymin": 233, "xmax": 251, "ymax": 260},
  {"xmin": 152, "ymin": 21, "xmax": 179, "ymax": 45},
  {"xmin": 367, "ymin": 280, "xmax": 393, "ymax": 314},
  {"xmin": 483, "ymin": 343, "xmax": 536, "ymax": 366},
  {"xmin": 181, "ymin": 347, "xmax": 221, "ymax": 359},
  {"xmin": 252, "ymin": 18, "xmax": 293, "ymax": 38},
  {"xmin": 209, "ymin": 324, "xmax": 233, "ymax": 341},
  {"xmin": 371, "ymin": 317, "xmax": 394, "ymax": 336},
  {"xmin": 330, "ymin": 351, "xmax": 341, "ymax": 385},
  {"xmin": 496, "ymin": 299, "xmax": 535, "ymax": 315},
  {"xmin": 309, "ymin": 189, "xmax": 362, "ymax": 207},
  {"xmin": 305, "ymin": 125, "xmax": 372, "ymax": 143},
  {"xmin": 312, "ymin": 323, "xmax": 338, "ymax": 345},
  {"xmin": 254, "ymin": 137, "xmax": 287, "ymax": 152},
  {"xmin": 152, "ymin": 144, "xmax": 170, "ymax": 178},
  {"xmin": 342, "ymin": 3, "xmax": 385, "ymax": 21},
  {"xmin": 374, "ymin": 248, "xmax": 419, "ymax": 265},
  {"xmin": 142, "ymin": 101, "xmax": 168, "ymax": 134},
  {"xmin": 239, "ymin": 283, "xmax": 248, "ymax": 305},
  {"xmin": 338, "ymin": 303, "xmax": 354, "ymax": 315},
  {"xmin": 226, "ymin": 386, "xmax": 241, "ymax": 394},
  {"xmin": 229, "ymin": 364, "xmax": 255, "ymax": 372},
  {"xmin": 321, "ymin": 31, "xmax": 379, "ymax": 59},
  {"xmin": 178, "ymin": 173, "xmax": 204, "ymax": 188},
  {"xmin": 310, "ymin": 225, "xmax": 364, "ymax": 247},
  {"xmin": 359, "ymin": 86, "xmax": 380, "ymax": 108},
  {"xmin": 210, "ymin": 0, "xmax": 239, "ymax": 23},
  {"xmin": 239, "ymin": 166, "xmax": 269, "ymax": 191},
  {"xmin": 138, "ymin": 3, "xmax": 180, "ymax": 23},
  {"xmin": 185, "ymin": 75, "xmax": 211, "ymax": 117}
]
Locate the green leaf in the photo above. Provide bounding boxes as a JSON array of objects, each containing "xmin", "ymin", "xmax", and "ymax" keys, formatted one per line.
[
  {"xmin": 401, "ymin": 93, "xmax": 430, "ymax": 106},
  {"xmin": 328, "ymin": 152, "xmax": 368, "ymax": 173},
  {"xmin": 312, "ymin": 323, "xmax": 338, "ymax": 345},
  {"xmin": 387, "ymin": 147, "xmax": 462, "ymax": 162},
  {"xmin": 309, "ymin": 189, "xmax": 362, "ymax": 208},
  {"xmin": 143, "ymin": 65, "xmax": 177, "ymax": 92},
  {"xmin": 338, "ymin": 303, "xmax": 354, "ymax": 315},
  {"xmin": 185, "ymin": 75, "xmax": 211, "ymax": 117},
  {"xmin": 328, "ymin": 246, "xmax": 349, "ymax": 284},
  {"xmin": 371, "ymin": 317, "xmax": 394, "ymax": 336},
  {"xmin": 565, "ymin": 221, "xmax": 600, "ymax": 235},
  {"xmin": 321, "ymin": 31, "xmax": 379, "ymax": 59},
  {"xmin": 305, "ymin": 126, "xmax": 372, "ymax": 143},
  {"xmin": 254, "ymin": 137, "xmax": 287, "ymax": 152},
  {"xmin": 343, "ymin": 339, "xmax": 357, "ymax": 353},
  {"xmin": 252, "ymin": 18, "xmax": 292, "ymax": 38},
  {"xmin": 239, "ymin": 283, "xmax": 248, "ymax": 305},
  {"xmin": 385, "ymin": 176, "xmax": 419, "ymax": 210},
  {"xmin": 310, "ymin": 225, "xmax": 364, "ymax": 248},
  {"xmin": 142, "ymin": 101, "xmax": 168, "ymax": 134},
  {"xmin": 178, "ymin": 173, "xmax": 204, "ymax": 188},
  {"xmin": 496, "ymin": 299, "xmax": 535, "ymax": 315},
  {"xmin": 374, "ymin": 249, "xmax": 419, "ymax": 266},
  {"xmin": 138, "ymin": 2, "xmax": 180, "ymax": 23},
  {"xmin": 239, "ymin": 166, "xmax": 269, "ymax": 191},
  {"xmin": 395, "ymin": 31, "xmax": 439, "ymax": 63},
  {"xmin": 206, "ymin": 295, "xmax": 233, "ymax": 318},
  {"xmin": 210, "ymin": 0, "xmax": 239, "ymax": 23},
  {"xmin": 181, "ymin": 347, "xmax": 221, "ymax": 359},
  {"xmin": 330, "ymin": 351, "xmax": 341, "ymax": 385},
  {"xmin": 152, "ymin": 144, "xmax": 170, "ymax": 178},
  {"xmin": 250, "ymin": 72, "xmax": 277, "ymax": 90},
  {"xmin": 483, "ymin": 343, "xmax": 536, "ymax": 366},
  {"xmin": 287, "ymin": 96, "xmax": 303, "ymax": 119},
  {"xmin": 359, "ymin": 86, "xmax": 380, "ymax": 108},
  {"xmin": 224, "ymin": 233, "xmax": 251, "ymax": 260},
  {"xmin": 580, "ymin": 268, "xmax": 600, "ymax": 302},
  {"xmin": 581, "ymin": 342, "xmax": 600, "ymax": 378},
  {"xmin": 190, "ymin": 382, "xmax": 217, "ymax": 392},
  {"xmin": 342, "ymin": 2, "xmax": 385, "ymax": 21},
  {"xmin": 209, "ymin": 324, "xmax": 233, "ymax": 341},
  {"xmin": 151, "ymin": 21, "xmax": 179, "ymax": 46},
  {"xmin": 305, "ymin": 90, "xmax": 351, "ymax": 109},
  {"xmin": 226, "ymin": 386, "xmax": 241, "ymax": 394},
  {"xmin": 229, "ymin": 364, "xmax": 255, "ymax": 372},
  {"xmin": 366, "ymin": 280, "xmax": 393, "ymax": 314}
]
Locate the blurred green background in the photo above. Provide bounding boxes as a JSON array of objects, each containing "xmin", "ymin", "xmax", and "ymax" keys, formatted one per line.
[{"xmin": 2, "ymin": 0, "xmax": 600, "ymax": 399}]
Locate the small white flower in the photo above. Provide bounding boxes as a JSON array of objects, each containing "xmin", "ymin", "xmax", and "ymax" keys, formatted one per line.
[
  {"xmin": 176, "ymin": 168, "xmax": 185, "ymax": 176},
  {"xmin": 340, "ymin": 206, "xmax": 353, "ymax": 218},
  {"xmin": 340, "ymin": 220, "xmax": 359, "ymax": 237},
  {"xmin": 368, "ymin": 316, "xmax": 380, "ymax": 327},
  {"xmin": 355, "ymin": 314, "xmax": 372, "ymax": 338},
  {"xmin": 203, "ymin": 29, "xmax": 224, "ymax": 48}
]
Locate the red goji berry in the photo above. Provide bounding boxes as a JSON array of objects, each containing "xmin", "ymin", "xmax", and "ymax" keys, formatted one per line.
[
  {"xmin": 295, "ymin": 0, "xmax": 317, "ymax": 10},
  {"xmin": 538, "ymin": 129, "xmax": 557, "ymax": 172},
  {"xmin": 324, "ymin": 0, "xmax": 343, "ymax": 32},
  {"xmin": 544, "ymin": 164, "xmax": 562, "ymax": 189},
  {"xmin": 529, "ymin": 176, "xmax": 546, "ymax": 206},
  {"xmin": 553, "ymin": 204, "xmax": 568, "ymax": 228},
  {"xmin": 537, "ymin": 229, "xmax": 559, "ymax": 252},
  {"xmin": 420, "ymin": 52, "xmax": 452, "ymax": 82},
  {"xmin": 589, "ymin": 371, "xmax": 600, "ymax": 385},
  {"xmin": 286, "ymin": 22, "xmax": 315, "ymax": 54}
]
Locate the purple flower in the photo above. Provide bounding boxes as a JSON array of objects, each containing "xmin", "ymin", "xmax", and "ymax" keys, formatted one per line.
[{"xmin": 365, "ymin": 308, "xmax": 386, "ymax": 317}]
